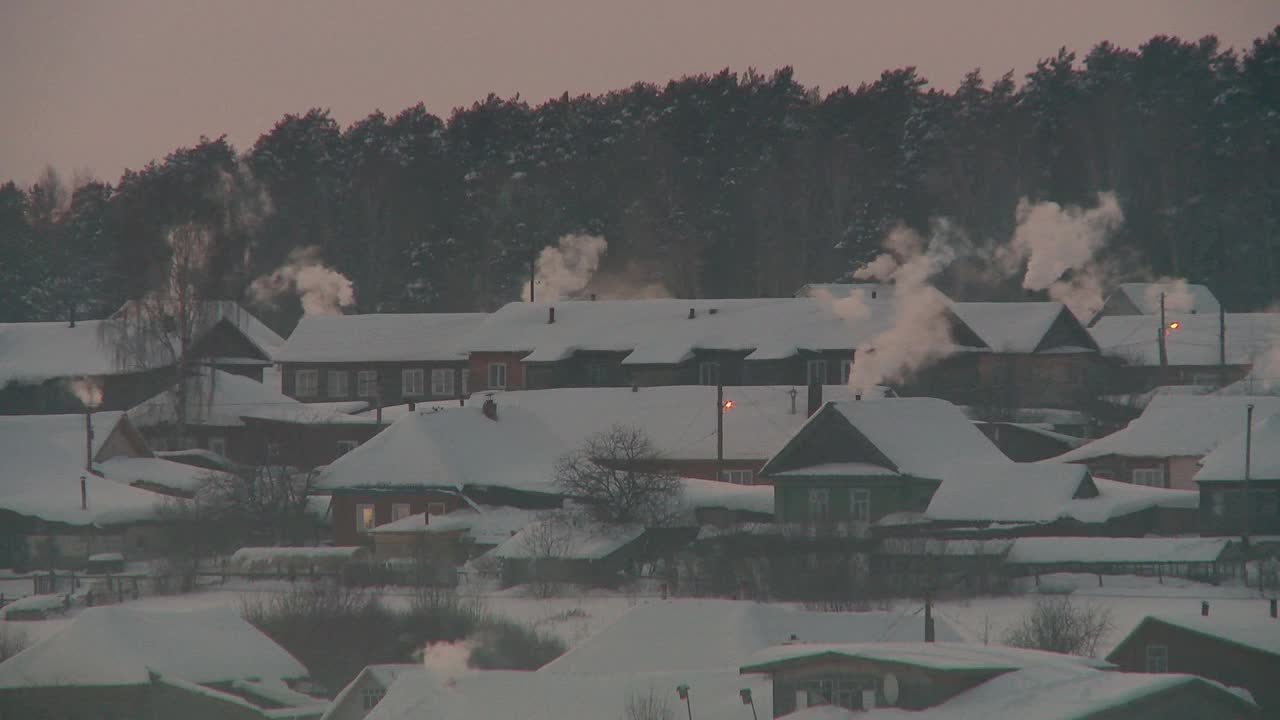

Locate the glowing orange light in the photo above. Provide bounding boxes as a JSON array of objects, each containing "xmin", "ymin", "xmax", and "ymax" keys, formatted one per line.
[
  {"xmin": 1168, "ymin": 321, "xmax": 1180, "ymax": 330},
  {"xmin": 722, "ymin": 400, "xmax": 735, "ymax": 410}
]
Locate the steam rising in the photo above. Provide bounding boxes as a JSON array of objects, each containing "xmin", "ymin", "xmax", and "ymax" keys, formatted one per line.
[
  {"xmin": 419, "ymin": 639, "xmax": 473, "ymax": 686},
  {"xmin": 523, "ymin": 234, "xmax": 608, "ymax": 301},
  {"xmin": 250, "ymin": 247, "xmax": 355, "ymax": 315},
  {"xmin": 1143, "ymin": 278, "xmax": 1197, "ymax": 314},
  {"xmin": 68, "ymin": 378, "xmax": 103, "ymax": 409}
]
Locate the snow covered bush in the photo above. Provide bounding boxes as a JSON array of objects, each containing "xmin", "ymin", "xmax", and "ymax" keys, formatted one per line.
[
  {"xmin": 466, "ymin": 617, "xmax": 566, "ymax": 671},
  {"xmin": 1003, "ymin": 595, "xmax": 1113, "ymax": 657}
]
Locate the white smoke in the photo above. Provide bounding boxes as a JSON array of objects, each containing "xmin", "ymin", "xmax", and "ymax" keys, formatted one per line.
[
  {"xmin": 250, "ymin": 246, "xmax": 355, "ymax": 315},
  {"xmin": 846, "ymin": 223, "xmax": 962, "ymax": 391},
  {"xmin": 812, "ymin": 287, "xmax": 872, "ymax": 326},
  {"xmin": 418, "ymin": 639, "xmax": 474, "ymax": 686},
  {"xmin": 523, "ymin": 234, "xmax": 608, "ymax": 301},
  {"xmin": 1143, "ymin": 277, "xmax": 1198, "ymax": 314},
  {"xmin": 68, "ymin": 378, "xmax": 103, "ymax": 409},
  {"xmin": 997, "ymin": 192, "xmax": 1124, "ymax": 319}
]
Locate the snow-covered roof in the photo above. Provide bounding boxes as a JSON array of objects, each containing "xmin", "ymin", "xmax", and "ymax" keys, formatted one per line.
[
  {"xmin": 542, "ymin": 600, "xmax": 960, "ymax": 676},
  {"xmin": 1055, "ymin": 394, "xmax": 1280, "ymax": 463},
  {"xmin": 0, "ymin": 319, "xmax": 125, "ymax": 386},
  {"xmin": 368, "ymin": 506, "xmax": 545, "ymax": 544},
  {"xmin": 491, "ymin": 518, "xmax": 645, "ymax": 560},
  {"xmin": 1118, "ymin": 614, "xmax": 1280, "ymax": 659},
  {"xmin": 677, "ymin": 477, "xmax": 774, "ymax": 516},
  {"xmin": 926, "ymin": 463, "xmax": 1091, "ymax": 523},
  {"xmin": 1006, "ymin": 536, "xmax": 1229, "ymax": 565},
  {"xmin": 1091, "ymin": 312, "xmax": 1280, "ymax": 366},
  {"xmin": 113, "ymin": 299, "xmax": 284, "ymax": 360},
  {"xmin": 740, "ymin": 641, "xmax": 1110, "ymax": 674},
  {"xmin": 229, "ymin": 546, "xmax": 367, "ymax": 569},
  {"xmin": 322, "ymin": 665, "xmax": 421, "ymax": 720},
  {"xmin": 0, "ymin": 606, "xmax": 307, "ymax": 688},
  {"xmin": 275, "ymin": 313, "xmax": 487, "ymax": 363},
  {"xmin": 951, "ymin": 302, "xmax": 1086, "ymax": 353},
  {"xmin": 795, "ymin": 282, "xmax": 898, "ymax": 301},
  {"xmin": 358, "ymin": 386, "xmax": 879, "ymax": 461},
  {"xmin": 0, "ymin": 412, "xmax": 199, "ymax": 523},
  {"xmin": 1112, "ymin": 282, "xmax": 1221, "ymax": 317},
  {"xmin": 127, "ymin": 368, "xmax": 375, "ymax": 428},
  {"xmin": 463, "ymin": 296, "xmax": 978, "ymax": 364},
  {"xmin": 366, "ymin": 667, "xmax": 770, "ymax": 720},
  {"xmin": 98, "ymin": 455, "xmax": 213, "ymax": 494},
  {"xmin": 1195, "ymin": 410, "xmax": 1280, "ymax": 482}
]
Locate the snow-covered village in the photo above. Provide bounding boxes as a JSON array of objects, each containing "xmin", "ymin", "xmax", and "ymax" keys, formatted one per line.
[{"xmin": 2, "ymin": 4, "xmax": 1280, "ymax": 719}]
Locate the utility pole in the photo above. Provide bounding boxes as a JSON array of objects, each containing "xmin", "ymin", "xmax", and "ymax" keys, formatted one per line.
[
  {"xmin": 1244, "ymin": 403, "xmax": 1254, "ymax": 547},
  {"xmin": 716, "ymin": 383, "xmax": 724, "ymax": 481},
  {"xmin": 1219, "ymin": 303, "xmax": 1227, "ymax": 386},
  {"xmin": 529, "ymin": 230, "xmax": 536, "ymax": 303},
  {"xmin": 1158, "ymin": 292, "xmax": 1168, "ymax": 370}
]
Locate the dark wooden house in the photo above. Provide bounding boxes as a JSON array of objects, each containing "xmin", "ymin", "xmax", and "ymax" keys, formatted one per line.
[{"xmin": 1194, "ymin": 411, "xmax": 1280, "ymax": 536}]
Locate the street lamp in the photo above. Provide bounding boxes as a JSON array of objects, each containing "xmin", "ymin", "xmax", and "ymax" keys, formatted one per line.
[
  {"xmin": 676, "ymin": 684, "xmax": 692, "ymax": 720},
  {"xmin": 740, "ymin": 688, "xmax": 758, "ymax": 720}
]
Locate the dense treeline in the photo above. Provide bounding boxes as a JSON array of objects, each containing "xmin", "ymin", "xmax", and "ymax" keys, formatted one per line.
[{"xmin": 1, "ymin": 29, "xmax": 1277, "ymax": 331}]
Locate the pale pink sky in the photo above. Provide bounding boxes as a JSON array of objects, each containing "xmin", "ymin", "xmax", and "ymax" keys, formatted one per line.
[{"xmin": 2, "ymin": 0, "xmax": 1277, "ymax": 185}]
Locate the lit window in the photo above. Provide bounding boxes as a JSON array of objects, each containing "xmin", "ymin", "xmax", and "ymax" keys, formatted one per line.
[
  {"xmin": 718, "ymin": 469, "xmax": 754, "ymax": 485},
  {"xmin": 356, "ymin": 504, "xmax": 376, "ymax": 533},
  {"xmin": 295, "ymin": 369, "xmax": 319, "ymax": 397},
  {"xmin": 327, "ymin": 370, "xmax": 349, "ymax": 397},
  {"xmin": 357, "ymin": 371, "xmax": 378, "ymax": 398},
  {"xmin": 391, "ymin": 503, "xmax": 411, "ymax": 522},
  {"xmin": 851, "ymin": 489, "xmax": 871, "ymax": 523},
  {"xmin": 335, "ymin": 440, "xmax": 359, "ymax": 456},
  {"xmin": 1145, "ymin": 645, "xmax": 1168, "ymax": 673},
  {"xmin": 431, "ymin": 369, "xmax": 456, "ymax": 396},
  {"xmin": 402, "ymin": 368, "xmax": 425, "ymax": 397},
  {"xmin": 699, "ymin": 361, "xmax": 720, "ymax": 386},
  {"xmin": 488, "ymin": 363, "xmax": 507, "ymax": 390},
  {"xmin": 1131, "ymin": 468, "xmax": 1165, "ymax": 488},
  {"xmin": 808, "ymin": 489, "xmax": 831, "ymax": 522},
  {"xmin": 807, "ymin": 359, "xmax": 827, "ymax": 385}
]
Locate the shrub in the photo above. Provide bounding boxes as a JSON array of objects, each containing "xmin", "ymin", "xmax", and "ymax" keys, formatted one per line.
[
  {"xmin": 0, "ymin": 625, "xmax": 29, "ymax": 661},
  {"xmin": 1003, "ymin": 595, "xmax": 1113, "ymax": 657},
  {"xmin": 467, "ymin": 617, "xmax": 567, "ymax": 670},
  {"xmin": 624, "ymin": 686, "xmax": 675, "ymax": 720}
]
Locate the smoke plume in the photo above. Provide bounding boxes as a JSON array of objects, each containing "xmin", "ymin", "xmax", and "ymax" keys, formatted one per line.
[
  {"xmin": 418, "ymin": 639, "xmax": 474, "ymax": 686},
  {"xmin": 250, "ymin": 247, "xmax": 354, "ymax": 315},
  {"xmin": 68, "ymin": 378, "xmax": 103, "ymax": 409},
  {"xmin": 523, "ymin": 234, "xmax": 608, "ymax": 301},
  {"xmin": 1143, "ymin": 277, "xmax": 1198, "ymax": 314}
]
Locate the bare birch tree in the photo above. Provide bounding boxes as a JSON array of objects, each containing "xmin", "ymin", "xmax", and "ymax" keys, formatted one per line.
[{"xmin": 553, "ymin": 424, "xmax": 682, "ymax": 526}]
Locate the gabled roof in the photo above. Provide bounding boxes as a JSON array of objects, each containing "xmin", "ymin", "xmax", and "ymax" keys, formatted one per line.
[
  {"xmin": 1054, "ymin": 395, "xmax": 1280, "ymax": 463},
  {"xmin": 491, "ymin": 517, "xmax": 645, "ymax": 560},
  {"xmin": 112, "ymin": 299, "xmax": 285, "ymax": 361},
  {"xmin": 275, "ymin": 312, "xmax": 487, "ymax": 363},
  {"xmin": 1195, "ymin": 410, "xmax": 1280, "ymax": 482},
  {"xmin": 1110, "ymin": 613, "xmax": 1280, "ymax": 661},
  {"xmin": 951, "ymin": 302, "xmax": 1095, "ymax": 353},
  {"xmin": 0, "ymin": 606, "xmax": 307, "ymax": 688},
  {"xmin": 1112, "ymin": 282, "xmax": 1221, "ymax": 317},
  {"xmin": 128, "ymin": 368, "xmax": 376, "ymax": 428},
  {"xmin": 740, "ymin": 641, "xmax": 1110, "ymax": 675},
  {"xmin": 1090, "ymin": 312, "xmax": 1280, "ymax": 366},
  {"xmin": 925, "ymin": 463, "xmax": 1094, "ymax": 523}
]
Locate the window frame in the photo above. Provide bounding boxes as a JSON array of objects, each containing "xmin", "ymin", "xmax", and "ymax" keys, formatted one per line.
[
  {"xmin": 699, "ymin": 361, "xmax": 720, "ymax": 386},
  {"xmin": 402, "ymin": 368, "xmax": 425, "ymax": 397},
  {"xmin": 718, "ymin": 469, "xmax": 754, "ymax": 485},
  {"xmin": 851, "ymin": 488, "xmax": 871, "ymax": 523},
  {"xmin": 461, "ymin": 368, "xmax": 470, "ymax": 396},
  {"xmin": 361, "ymin": 686, "xmax": 386, "ymax": 710},
  {"xmin": 327, "ymin": 370, "xmax": 349, "ymax": 398},
  {"xmin": 356, "ymin": 504, "xmax": 376, "ymax": 533},
  {"xmin": 1145, "ymin": 644, "xmax": 1168, "ymax": 673},
  {"xmin": 807, "ymin": 359, "xmax": 828, "ymax": 385},
  {"xmin": 1131, "ymin": 467, "xmax": 1165, "ymax": 488},
  {"xmin": 587, "ymin": 363, "xmax": 609, "ymax": 386},
  {"xmin": 488, "ymin": 362, "xmax": 508, "ymax": 390},
  {"xmin": 431, "ymin": 368, "xmax": 456, "ymax": 397},
  {"xmin": 427, "ymin": 502, "xmax": 447, "ymax": 516},
  {"xmin": 357, "ymin": 370, "xmax": 378, "ymax": 398},
  {"xmin": 295, "ymin": 369, "xmax": 319, "ymax": 398},
  {"xmin": 808, "ymin": 488, "xmax": 832, "ymax": 522},
  {"xmin": 391, "ymin": 503, "xmax": 411, "ymax": 522}
]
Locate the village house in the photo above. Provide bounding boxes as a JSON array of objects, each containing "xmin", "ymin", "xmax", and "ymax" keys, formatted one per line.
[
  {"xmin": 1193, "ymin": 411, "xmax": 1280, "ymax": 536},
  {"xmin": 740, "ymin": 641, "xmax": 1259, "ymax": 718},
  {"xmin": 1054, "ymin": 395, "xmax": 1280, "ymax": 491},
  {"xmin": 127, "ymin": 367, "xmax": 380, "ymax": 467},
  {"xmin": 1089, "ymin": 282, "xmax": 1221, "ymax": 326},
  {"xmin": 1107, "ymin": 613, "xmax": 1280, "ymax": 715},
  {"xmin": 0, "ymin": 606, "xmax": 326, "ymax": 720},
  {"xmin": 0, "ymin": 412, "xmax": 205, "ymax": 569},
  {"xmin": 321, "ymin": 664, "xmax": 420, "ymax": 720},
  {"xmin": 276, "ymin": 312, "xmax": 487, "ymax": 406},
  {"xmin": 0, "ymin": 300, "xmax": 283, "ymax": 414}
]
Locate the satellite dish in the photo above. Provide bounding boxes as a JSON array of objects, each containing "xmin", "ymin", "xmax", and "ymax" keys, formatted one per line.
[{"xmin": 882, "ymin": 673, "xmax": 900, "ymax": 706}]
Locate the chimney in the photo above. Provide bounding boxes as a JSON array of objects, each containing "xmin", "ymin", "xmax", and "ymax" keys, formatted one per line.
[
  {"xmin": 408, "ymin": 401, "xmax": 416, "ymax": 411},
  {"xmin": 590, "ymin": 293, "xmax": 597, "ymax": 301},
  {"xmin": 631, "ymin": 384, "xmax": 639, "ymax": 393},
  {"xmin": 871, "ymin": 290, "xmax": 877, "ymax": 300},
  {"xmin": 424, "ymin": 511, "xmax": 430, "ymax": 526},
  {"xmin": 482, "ymin": 397, "xmax": 498, "ymax": 421},
  {"xmin": 1201, "ymin": 601, "xmax": 1210, "ymax": 616},
  {"xmin": 1270, "ymin": 598, "xmax": 1277, "ymax": 619},
  {"xmin": 548, "ymin": 307, "xmax": 556, "ymax": 324},
  {"xmin": 68, "ymin": 304, "xmax": 76, "ymax": 328},
  {"xmin": 708, "ymin": 308, "xmax": 718, "ymax": 315},
  {"xmin": 80, "ymin": 475, "xmax": 87, "ymax": 510},
  {"xmin": 688, "ymin": 308, "xmax": 696, "ymax": 319},
  {"xmin": 807, "ymin": 382, "xmax": 822, "ymax": 417}
]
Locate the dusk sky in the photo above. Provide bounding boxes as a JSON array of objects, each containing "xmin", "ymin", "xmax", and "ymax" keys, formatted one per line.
[{"xmin": 2, "ymin": 0, "xmax": 1277, "ymax": 186}]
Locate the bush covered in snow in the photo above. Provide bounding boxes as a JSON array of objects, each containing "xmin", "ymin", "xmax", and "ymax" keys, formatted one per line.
[{"xmin": 1003, "ymin": 595, "xmax": 1113, "ymax": 657}]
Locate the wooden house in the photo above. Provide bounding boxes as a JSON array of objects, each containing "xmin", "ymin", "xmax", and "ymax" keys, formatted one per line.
[
  {"xmin": 276, "ymin": 313, "xmax": 486, "ymax": 406},
  {"xmin": 1194, "ymin": 412, "xmax": 1280, "ymax": 536},
  {"xmin": 321, "ymin": 664, "xmax": 420, "ymax": 720},
  {"xmin": 1108, "ymin": 613, "xmax": 1280, "ymax": 715},
  {"xmin": 1089, "ymin": 282, "xmax": 1220, "ymax": 326}
]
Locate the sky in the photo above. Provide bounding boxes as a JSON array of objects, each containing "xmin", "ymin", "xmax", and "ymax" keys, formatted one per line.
[{"xmin": 1, "ymin": 0, "xmax": 1277, "ymax": 186}]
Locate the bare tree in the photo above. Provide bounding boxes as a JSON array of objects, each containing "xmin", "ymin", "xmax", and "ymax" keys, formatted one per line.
[
  {"xmin": 518, "ymin": 512, "xmax": 574, "ymax": 598},
  {"xmin": 1003, "ymin": 595, "xmax": 1114, "ymax": 657},
  {"xmin": 554, "ymin": 425, "xmax": 682, "ymax": 526},
  {"xmin": 623, "ymin": 686, "xmax": 675, "ymax": 720},
  {"xmin": 196, "ymin": 464, "xmax": 320, "ymax": 545}
]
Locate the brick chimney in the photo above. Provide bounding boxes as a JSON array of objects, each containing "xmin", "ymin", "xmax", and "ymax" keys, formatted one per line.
[
  {"xmin": 807, "ymin": 382, "xmax": 823, "ymax": 417},
  {"xmin": 482, "ymin": 397, "xmax": 498, "ymax": 421},
  {"xmin": 688, "ymin": 308, "xmax": 696, "ymax": 319}
]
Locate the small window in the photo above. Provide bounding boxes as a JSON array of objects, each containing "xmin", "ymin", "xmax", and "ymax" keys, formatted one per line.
[
  {"xmin": 427, "ymin": 502, "xmax": 447, "ymax": 515},
  {"xmin": 391, "ymin": 503, "xmax": 411, "ymax": 522},
  {"xmin": 356, "ymin": 504, "xmax": 376, "ymax": 533},
  {"xmin": 327, "ymin": 370, "xmax": 349, "ymax": 397},
  {"xmin": 295, "ymin": 369, "xmax": 319, "ymax": 397},
  {"xmin": 807, "ymin": 359, "xmax": 827, "ymax": 385},
  {"xmin": 699, "ymin": 361, "xmax": 720, "ymax": 386},
  {"xmin": 587, "ymin": 364, "xmax": 608, "ymax": 386},
  {"xmin": 460, "ymin": 368, "xmax": 470, "ymax": 395},
  {"xmin": 808, "ymin": 489, "xmax": 831, "ymax": 522},
  {"xmin": 488, "ymin": 362, "xmax": 507, "ymax": 390},
  {"xmin": 402, "ymin": 368, "xmax": 425, "ymax": 397},
  {"xmin": 207, "ymin": 436, "xmax": 227, "ymax": 457},
  {"xmin": 357, "ymin": 370, "xmax": 378, "ymax": 398},
  {"xmin": 841, "ymin": 358, "xmax": 852, "ymax": 384},
  {"xmin": 361, "ymin": 686, "xmax": 386, "ymax": 710},
  {"xmin": 431, "ymin": 368, "xmax": 456, "ymax": 397},
  {"xmin": 1131, "ymin": 467, "xmax": 1165, "ymax": 488},
  {"xmin": 335, "ymin": 440, "xmax": 359, "ymax": 456},
  {"xmin": 1212, "ymin": 490, "xmax": 1226, "ymax": 517},
  {"xmin": 718, "ymin": 469, "xmax": 754, "ymax": 485},
  {"xmin": 851, "ymin": 488, "xmax": 871, "ymax": 523},
  {"xmin": 1145, "ymin": 644, "xmax": 1168, "ymax": 673}
]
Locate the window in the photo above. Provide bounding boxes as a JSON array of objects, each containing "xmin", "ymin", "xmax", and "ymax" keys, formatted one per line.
[
  {"xmin": 357, "ymin": 370, "xmax": 378, "ymax": 398},
  {"xmin": 1145, "ymin": 645, "xmax": 1168, "ymax": 673},
  {"xmin": 361, "ymin": 686, "xmax": 386, "ymax": 710},
  {"xmin": 1131, "ymin": 467, "xmax": 1165, "ymax": 488},
  {"xmin": 699, "ymin": 361, "xmax": 720, "ymax": 386},
  {"xmin": 207, "ymin": 436, "xmax": 227, "ymax": 457},
  {"xmin": 587, "ymin": 364, "xmax": 608, "ymax": 386},
  {"xmin": 841, "ymin": 358, "xmax": 852, "ymax": 384},
  {"xmin": 336, "ymin": 440, "xmax": 359, "ymax": 456},
  {"xmin": 807, "ymin": 359, "xmax": 827, "ymax": 385},
  {"xmin": 808, "ymin": 489, "xmax": 831, "ymax": 522},
  {"xmin": 402, "ymin": 368, "xmax": 425, "ymax": 397},
  {"xmin": 1212, "ymin": 490, "xmax": 1226, "ymax": 517},
  {"xmin": 327, "ymin": 370, "xmax": 349, "ymax": 397},
  {"xmin": 391, "ymin": 503, "xmax": 411, "ymax": 522},
  {"xmin": 719, "ymin": 469, "xmax": 754, "ymax": 485},
  {"xmin": 295, "ymin": 369, "xmax": 319, "ymax": 397},
  {"xmin": 488, "ymin": 362, "xmax": 507, "ymax": 390},
  {"xmin": 431, "ymin": 368, "xmax": 456, "ymax": 396},
  {"xmin": 460, "ymin": 368, "xmax": 470, "ymax": 395},
  {"xmin": 851, "ymin": 489, "xmax": 871, "ymax": 523},
  {"xmin": 427, "ymin": 502, "xmax": 447, "ymax": 515},
  {"xmin": 356, "ymin": 504, "xmax": 376, "ymax": 533}
]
